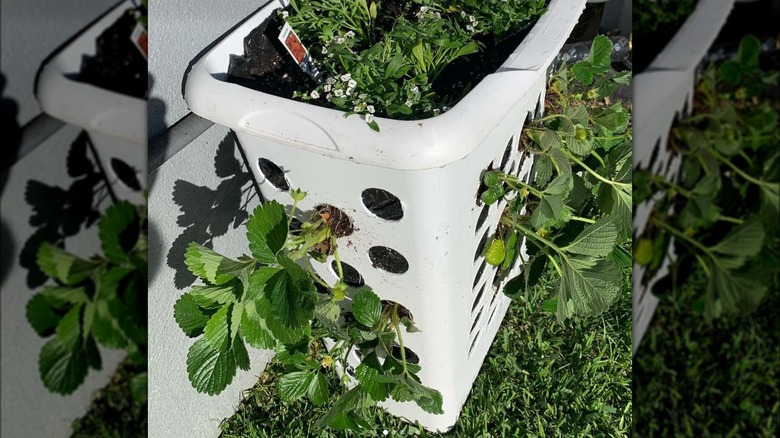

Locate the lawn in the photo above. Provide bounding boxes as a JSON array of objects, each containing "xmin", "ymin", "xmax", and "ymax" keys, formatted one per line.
[
  {"xmin": 633, "ymin": 273, "xmax": 780, "ymax": 437},
  {"xmin": 219, "ymin": 266, "xmax": 632, "ymax": 437}
]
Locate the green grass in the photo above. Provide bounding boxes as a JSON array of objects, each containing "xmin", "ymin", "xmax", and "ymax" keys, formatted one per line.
[
  {"xmin": 633, "ymin": 275, "xmax": 780, "ymax": 437},
  {"xmin": 219, "ymin": 269, "xmax": 632, "ymax": 437},
  {"xmin": 70, "ymin": 359, "xmax": 147, "ymax": 438}
]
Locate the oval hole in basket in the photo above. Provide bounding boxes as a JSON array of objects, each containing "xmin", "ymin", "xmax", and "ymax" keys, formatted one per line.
[
  {"xmin": 110, "ymin": 158, "xmax": 141, "ymax": 191},
  {"xmin": 473, "ymin": 260, "xmax": 487, "ymax": 289},
  {"xmin": 331, "ymin": 260, "xmax": 364, "ymax": 287},
  {"xmin": 472, "ymin": 284, "xmax": 485, "ymax": 312},
  {"xmin": 368, "ymin": 246, "xmax": 409, "ymax": 274},
  {"xmin": 474, "ymin": 229, "xmax": 489, "ymax": 262},
  {"xmin": 390, "ymin": 344, "xmax": 419, "ymax": 365},
  {"xmin": 257, "ymin": 158, "xmax": 290, "ymax": 191},
  {"xmin": 499, "ymin": 137, "xmax": 513, "ymax": 171},
  {"xmin": 361, "ymin": 188, "xmax": 403, "ymax": 221},
  {"xmin": 475, "ymin": 203, "xmax": 490, "ymax": 233}
]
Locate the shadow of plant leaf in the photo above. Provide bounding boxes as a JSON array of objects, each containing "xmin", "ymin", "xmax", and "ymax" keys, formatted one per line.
[{"xmin": 167, "ymin": 133, "xmax": 256, "ymax": 289}]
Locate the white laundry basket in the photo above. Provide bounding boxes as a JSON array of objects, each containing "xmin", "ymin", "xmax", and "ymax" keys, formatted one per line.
[
  {"xmin": 184, "ymin": 0, "xmax": 585, "ymax": 431},
  {"xmin": 35, "ymin": 0, "xmax": 146, "ymax": 205},
  {"xmin": 632, "ymin": 0, "xmax": 735, "ymax": 354}
]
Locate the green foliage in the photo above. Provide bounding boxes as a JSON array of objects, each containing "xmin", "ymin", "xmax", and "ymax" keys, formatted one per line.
[
  {"xmin": 634, "ymin": 272, "xmax": 779, "ymax": 436},
  {"xmin": 484, "ymin": 36, "xmax": 632, "ymax": 321},
  {"xmin": 176, "ymin": 193, "xmax": 442, "ymax": 432},
  {"xmin": 635, "ymin": 35, "xmax": 780, "ymax": 320},
  {"xmin": 219, "ymin": 272, "xmax": 632, "ymax": 436},
  {"xmin": 633, "ymin": 0, "xmax": 697, "ymax": 35},
  {"xmin": 27, "ymin": 201, "xmax": 148, "ymax": 397},
  {"xmin": 283, "ymin": 0, "xmax": 547, "ymax": 129}
]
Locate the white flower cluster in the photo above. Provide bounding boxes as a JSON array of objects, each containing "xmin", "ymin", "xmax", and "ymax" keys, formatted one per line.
[
  {"xmin": 463, "ymin": 12, "xmax": 479, "ymax": 33},
  {"xmin": 415, "ymin": 5, "xmax": 442, "ymax": 21}
]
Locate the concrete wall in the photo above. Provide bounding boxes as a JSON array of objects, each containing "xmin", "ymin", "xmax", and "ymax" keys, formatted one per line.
[
  {"xmin": 0, "ymin": 124, "xmax": 125, "ymax": 437},
  {"xmin": 0, "ymin": 0, "xmax": 117, "ymax": 126}
]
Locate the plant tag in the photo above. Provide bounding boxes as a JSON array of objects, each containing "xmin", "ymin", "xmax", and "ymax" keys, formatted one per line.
[
  {"xmin": 278, "ymin": 22, "xmax": 322, "ymax": 83},
  {"xmin": 130, "ymin": 22, "xmax": 148, "ymax": 60}
]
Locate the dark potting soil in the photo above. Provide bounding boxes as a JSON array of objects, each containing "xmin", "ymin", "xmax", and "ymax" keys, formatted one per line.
[
  {"xmin": 226, "ymin": 4, "xmax": 544, "ymax": 119},
  {"xmin": 79, "ymin": 9, "xmax": 147, "ymax": 99},
  {"xmin": 566, "ymin": 2, "xmax": 605, "ymax": 44}
]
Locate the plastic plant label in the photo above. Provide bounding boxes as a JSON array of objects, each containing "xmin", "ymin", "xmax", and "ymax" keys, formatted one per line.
[
  {"xmin": 130, "ymin": 22, "xmax": 148, "ymax": 60},
  {"xmin": 278, "ymin": 22, "xmax": 322, "ymax": 83}
]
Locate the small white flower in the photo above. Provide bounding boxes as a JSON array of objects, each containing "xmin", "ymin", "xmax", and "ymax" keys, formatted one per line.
[
  {"xmin": 460, "ymin": 11, "xmax": 466, "ymax": 18},
  {"xmin": 383, "ymin": 430, "xmax": 389, "ymax": 437},
  {"xmin": 443, "ymin": 106, "xmax": 451, "ymax": 112},
  {"xmin": 354, "ymin": 105, "xmax": 362, "ymax": 112},
  {"xmin": 405, "ymin": 99, "xmax": 413, "ymax": 107},
  {"xmin": 322, "ymin": 47, "xmax": 328, "ymax": 55},
  {"xmin": 420, "ymin": 6, "xmax": 429, "ymax": 13},
  {"xmin": 358, "ymin": 93, "xmax": 368, "ymax": 99},
  {"xmin": 341, "ymin": 73, "xmax": 351, "ymax": 82},
  {"xmin": 410, "ymin": 85, "xmax": 419, "ymax": 94},
  {"xmin": 466, "ymin": 24, "xmax": 474, "ymax": 32},
  {"xmin": 324, "ymin": 84, "xmax": 332, "ymax": 92},
  {"xmin": 326, "ymin": 77, "xmax": 336, "ymax": 85},
  {"xmin": 345, "ymin": 30, "xmax": 355, "ymax": 38},
  {"xmin": 334, "ymin": 36, "xmax": 345, "ymax": 44},
  {"xmin": 282, "ymin": 11, "xmax": 289, "ymax": 18},
  {"xmin": 334, "ymin": 89, "xmax": 344, "ymax": 97},
  {"xmin": 346, "ymin": 87, "xmax": 355, "ymax": 96},
  {"xmin": 365, "ymin": 113, "xmax": 375, "ymax": 123},
  {"xmin": 326, "ymin": 93, "xmax": 332, "ymax": 101},
  {"xmin": 310, "ymin": 90, "xmax": 320, "ymax": 99},
  {"xmin": 367, "ymin": 105, "xmax": 375, "ymax": 114},
  {"xmin": 469, "ymin": 15, "xmax": 476, "ymax": 22},
  {"xmin": 348, "ymin": 79, "xmax": 357, "ymax": 88}
]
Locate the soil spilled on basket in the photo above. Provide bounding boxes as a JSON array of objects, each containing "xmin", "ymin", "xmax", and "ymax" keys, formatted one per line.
[
  {"xmin": 308, "ymin": 204, "xmax": 355, "ymax": 256},
  {"xmin": 79, "ymin": 9, "xmax": 147, "ymax": 99}
]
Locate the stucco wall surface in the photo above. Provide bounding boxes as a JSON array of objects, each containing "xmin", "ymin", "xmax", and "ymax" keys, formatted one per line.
[
  {"xmin": 148, "ymin": 124, "xmax": 274, "ymax": 438},
  {"xmin": 0, "ymin": 0, "xmax": 117, "ymax": 127},
  {"xmin": 148, "ymin": 0, "xmax": 273, "ymax": 139}
]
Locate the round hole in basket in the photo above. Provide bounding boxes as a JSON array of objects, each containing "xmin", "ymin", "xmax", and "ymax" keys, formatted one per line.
[
  {"xmin": 110, "ymin": 158, "xmax": 141, "ymax": 191},
  {"xmin": 381, "ymin": 300, "xmax": 414, "ymax": 321},
  {"xmin": 390, "ymin": 344, "xmax": 419, "ymax": 365},
  {"xmin": 331, "ymin": 260, "xmax": 364, "ymax": 287},
  {"xmin": 368, "ymin": 246, "xmax": 409, "ymax": 274},
  {"xmin": 257, "ymin": 158, "xmax": 290, "ymax": 191},
  {"xmin": 314, "ymin": 204, "xmax": 355, "ymax": 238},
  {"xmin": 361, "ymin": 188, "xmax": 403, "ymax": 221}
]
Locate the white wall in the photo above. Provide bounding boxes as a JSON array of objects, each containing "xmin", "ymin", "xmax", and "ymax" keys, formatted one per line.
[
  {"xmin": 147, "ymin": 0, "xmax": 273, "ymax": 139},
  {"xmin": 148, "ymin": 124, "xmax": 274, "ymax": 438},
  {"xmin": 0, "ymin": 124, "xmax": 125, "ymax": 438},
  {"xmin": 0, "ymin": 0, "xmax": 117, "ymax": 126}
]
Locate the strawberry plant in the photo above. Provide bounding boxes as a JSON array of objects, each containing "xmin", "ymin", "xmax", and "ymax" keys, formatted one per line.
[
  {"xmin": 174, "ymin": 190, "xmax": 442, "ymax": 431},
  {"xmin": 26, "ymin": 201, "xmax": 148, "ymax": 400},
  {"xmin": 243, "ymin": 0, "xmax": 547, "ymax": 130},
  {"xmin": 634, "ymin": 35, "xmax": 779, "ymax": 319},
  {"xmin": 480, "ymin": 36, "xmax": 632, "ymax": 321}
]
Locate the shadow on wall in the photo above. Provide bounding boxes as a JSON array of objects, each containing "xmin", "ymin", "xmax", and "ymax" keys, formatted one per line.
[
  {"xmin": 1, "ymin": 72, "xmax": 22, "ymax": 287},
  {"xmin": 165, "ymin": 132, "xmax": 259, "ymax": 289},
  {"xmin": 147, "ymin": 74, "xmax": 165, "ymax": 192},
  {"xmin": 19, "ymin": 132, "xmax": 109, "ymax": 287}
]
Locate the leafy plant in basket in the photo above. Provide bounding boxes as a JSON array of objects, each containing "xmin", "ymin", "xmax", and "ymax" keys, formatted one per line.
[
  {"xmin": 480, "ymin": 35, "xmax": 632, "ymax": 321},
  {"xmin": 233, "ymin": 0, "xmax": 548, "ymax": 131},
  {"xmin": 633, "ymin": 35, "xmax": 779, "ymax": 320},
  {"xmin": 175, "ymin": 190, "xmax": 442, "ymax": 431},
  {"xmin": 26, "ymin": 200, "xmax": 148, "ymax": 401}
]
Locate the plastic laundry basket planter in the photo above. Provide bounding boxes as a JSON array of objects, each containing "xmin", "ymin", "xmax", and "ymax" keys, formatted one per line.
[
  {"xmin": 35, "ymin": 0, "xmax": 146, "ymax": 205},
  {"xmin": 632, "ymin": 0, "xmax": 735, "ymax": 354},
  {"xmin": 184, "ymin": 0, "xmax": 585, "ymax": 431}
]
